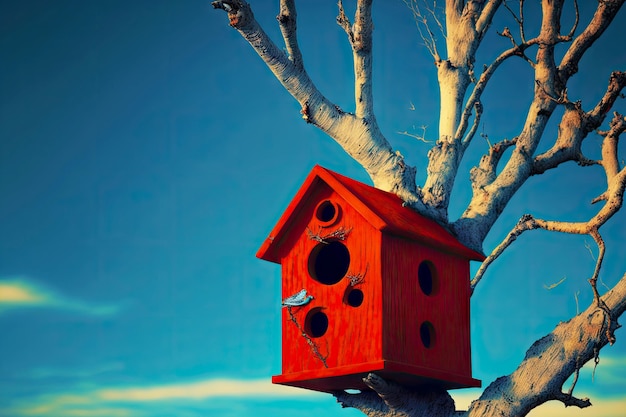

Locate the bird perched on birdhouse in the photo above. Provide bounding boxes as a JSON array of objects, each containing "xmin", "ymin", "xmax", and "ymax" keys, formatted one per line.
[{"xmin": 257, "ymin": 165, "xmax": 485, "ymax": 393}]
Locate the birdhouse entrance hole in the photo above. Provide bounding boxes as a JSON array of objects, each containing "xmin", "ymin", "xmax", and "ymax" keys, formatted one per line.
[
  {"xmin": 420, "ymin": 321, "xmax": 436, "ymax": 349},
  {"xmin": 418, "ymin": 260, "xmax": 438, "ymax": 296},
  {"xmin": 308, "ymin": 241, "xmax": 350, "ymax": 285},
  {"xmin": 344, "ymin": 288, "xmax": 364, "ymax": 307},
  {"xmin": 305, "ymin": 308, "xmax": 329, "ymax": 338},
  {"xmin": 315, "ymin": 200, "xmax": 340, "ymax": 226}
]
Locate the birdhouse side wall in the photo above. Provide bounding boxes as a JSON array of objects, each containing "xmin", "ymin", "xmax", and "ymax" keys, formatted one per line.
[
  {"xmin": 381, "ymin": 235, "xmax": 473, "ymax": 379},
  {"xmin": 279, "ymin": 187, "xmax": 384, "ymax": 378}
]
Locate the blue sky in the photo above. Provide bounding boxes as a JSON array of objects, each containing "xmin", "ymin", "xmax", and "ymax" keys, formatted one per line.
[{"xmin": 0, "ymin": 1, "xmax": 625, "ymax": 416}]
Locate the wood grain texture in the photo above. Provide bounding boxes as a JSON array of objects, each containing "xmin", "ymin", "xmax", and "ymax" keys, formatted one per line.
[{"xmin": 257, "ymin": 166, "xmax": 480, "ymax": 392}]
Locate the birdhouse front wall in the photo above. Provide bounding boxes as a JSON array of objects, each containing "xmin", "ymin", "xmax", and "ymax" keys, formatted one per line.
[
  {"xmin": 381, "ymin": 234, "xmax": 475, "ymax": 386},
  {"xmin": 278, "ymin": 185, "xmax": 384, "ymax": 381}
]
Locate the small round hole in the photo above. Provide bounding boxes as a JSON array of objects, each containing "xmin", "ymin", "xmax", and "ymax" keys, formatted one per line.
[
  {"xmin": 308, "ymin": 241, "xmax": 350, "ymax": 285},
  {"xmin": 418, "ymin": 261, "xmax": 438, "ymax": 296},
  {"xmin": 420, "ymin": 321, "xmax": 436, "ymax": 349},
  {"xmin": 345, "ymin": 288, "xmax": 364, "ymax": 307},
  {"xmin": 314, "ymin": 200, "xmax": 340, "ymax": 226},
  {"xmin": 305, "ymin": 308, "xmax": 329, "ymax": 338}
]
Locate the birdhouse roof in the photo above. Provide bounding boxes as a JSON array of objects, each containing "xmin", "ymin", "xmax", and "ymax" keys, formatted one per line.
[{"xmin": 257, "ymin": 165, "xmax": 485, "ymax": 263}]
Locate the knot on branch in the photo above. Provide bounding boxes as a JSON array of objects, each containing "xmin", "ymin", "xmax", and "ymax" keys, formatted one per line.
[
  {"xmin": 609, "ymin": 111, "xmax": 626, "ymax": 131},
  {"xmin": 470, "ymin": 138, "xmax": 517, "ymax": 190},
  {"xmin": 498, "ymin": 26, "xmax": 516, "ymax": 46},
  {"xmin": 211, "ymin": 0, "xmax": 251, "ymax": 27},
  {"xmin": 300, "ymin": 101, "xmax": 312, "ymax": 123}
]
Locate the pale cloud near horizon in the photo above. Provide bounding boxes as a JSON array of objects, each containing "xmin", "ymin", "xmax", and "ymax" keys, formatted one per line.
[
  {"xmin": 453, "ymin": 391, "xmax": 626, "ymax": 417},
  {"xmin": 5, "ymin": 377, "xmax": 321, "ymax": 417},
  {"xmin": 25, "ymin": 362, "xmax": 126, "ymax": 380},
  {"xmin": 97, "ymin": 378, "xmax": 321, "ymax": 401},
  {"xmin": 5, "ymin": 375, "xmax": 625, "ymax": 417},
  {"xmin": 0, "ymin": 277, "xmax": 122, "ymax": 316}
]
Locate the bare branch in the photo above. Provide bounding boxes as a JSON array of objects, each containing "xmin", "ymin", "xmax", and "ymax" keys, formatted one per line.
[
  {"xmin": 589, "ymin": 71, "xmax": 626, "ymax": 122},
  {"xmin": 469, "ymin": 274, "xmax": 626, "ymax": 416},
  {"xmin": 336, "ymin": 0, "xmax": 355, "ymax": 44},
  {"xmin": 456, "ymin": 40, "xmax": 537, "ymax": 144},
  {"xmin": 402, "ymin": 0, "xmax": 443, "ymax": 60},
  {"xmin": 397, "ymin": 125, "xmax": 432, "ymax": 143},
  {"xmin": 421, "ymin": 0, "xmax": 508, "ymax": 220},
  {"xmin": 472, "ymin": 147, "xmax": 626, "ymax": 294},
  {"xmin": 559, "ymin": 0, "xmax": 626, "ymax": 82},
  {"xmin": 476, "ymin": 0, "xmax": 504, "ymax": 37},
  {"xmin": 277, "ymin": 0, "xmax": 303, "ymax": 68},
  {"xmin": 532, "ymin": 72, "xmax": 625, "ymax": 176},
  {"xmin": 213, "ymin": 0, "xmax": 429, "ymax": 210},
  {"xmin": 563, "ymin": 0, "xmax": 580, "ymax": 40},
  {"xmin": 601, "ymin": 113, "xmax": 626, "ymax": 180},
  {"xmin": 553, "ymin": 390, "xmax": 591, "ymax": 409},
  {"xmin": 472, "ymin": 108, "xmax": 625, "ymax": 292},
  {"xmin": 352, "ymin": 0, "xmax": 375, "ymax": 119},
  {"xmin": 454, "ymin": 0, "xmax": 625, "ymax": 251},
  {"xmin": 502, "ymin": 1, "xmax": 522, "ymax": 34},
  {"xmin": 470, "ymin": 213, "xmax": 535, "ymax": 293},
  {"xmin": 337, "ymin": 0, "xmax": 376, "ymax": 119}
]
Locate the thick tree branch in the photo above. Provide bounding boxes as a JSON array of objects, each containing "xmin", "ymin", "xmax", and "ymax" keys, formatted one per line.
[
  {"xmin": 469, "ymin": 138, "xmax": 517, "ymax": 200},
  {"xmin": 334, "ymin": 374, "xmax": 457, "ymax": 417},
  {"xmin": 468, "ymin": 274, "xmax": 625, "ymax": 417},
  {"xmin": 337, "ymin": 271, "xmax": 626, "ymax": 417},
  {"xmin": 212, "ymin": 0, "xmax": 432, "ymax": 214},
  {"xmin": 421, "ymin": 0, "xmax": 504, "ymax": 221}
]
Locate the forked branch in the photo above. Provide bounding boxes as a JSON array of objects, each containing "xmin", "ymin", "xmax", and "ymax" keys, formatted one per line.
[
  {"xmin": 213, "ymin": 0, "xmax": 433, "ymax": 216},
  {"xmin": 472, "ymin": 112, "xmax": 626, "ymax": 296}
]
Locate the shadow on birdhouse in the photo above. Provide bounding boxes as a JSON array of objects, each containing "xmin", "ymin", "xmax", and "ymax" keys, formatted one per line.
[{"xmin": 257, "ymin": 165, "xmax": 484, "ymax": 393}]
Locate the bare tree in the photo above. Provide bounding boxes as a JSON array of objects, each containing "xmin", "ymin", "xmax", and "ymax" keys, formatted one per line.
[{"xmin": 211, "ymin": 1, "xmax": 626, "ymax": 416}]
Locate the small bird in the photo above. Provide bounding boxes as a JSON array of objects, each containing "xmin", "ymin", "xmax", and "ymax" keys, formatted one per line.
[{"xmin": 282, "ymin": 289, "xmax": 314, "ymax": 308}]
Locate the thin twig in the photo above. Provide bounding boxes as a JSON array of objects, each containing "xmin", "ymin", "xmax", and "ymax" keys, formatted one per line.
[
  {"xmin": 307, "ymin": 226, "xmax": 352, "ymax": 243},
  {"xmin": 286, "ymin": 306, "xmax": 329, "ymax": 368}
]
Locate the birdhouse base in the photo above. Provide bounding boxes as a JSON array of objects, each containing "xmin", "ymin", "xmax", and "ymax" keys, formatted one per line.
[{"xmin": 273, "ymin": 360, "xmax": 481, "ymax": 393}]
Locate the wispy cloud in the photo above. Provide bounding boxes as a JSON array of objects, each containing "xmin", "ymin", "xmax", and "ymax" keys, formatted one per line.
[
  {"xmin": 528, "ymin": 397, "xmax": 626, "ymax": 417},
  {"xmin": 5, "ymin": 374, "xmax": 626, "ymax": 417},
  {"xmin": 452, "ymin": 386, "xmax": 626, "ymax": 416},
  {"xmin": 25, "ymin": 362, "xmax": 126, "ymax": 380},
  {"xmin": 97, "ymin": 378, "xmax": 320, "ymax": 401},
  {"xmin": 4, "ymin": 377, "xmax": 320, "ymax": 417},
  {"xmin": 0, "ymin": 277, "xmax": 122, "ymax": 316}
]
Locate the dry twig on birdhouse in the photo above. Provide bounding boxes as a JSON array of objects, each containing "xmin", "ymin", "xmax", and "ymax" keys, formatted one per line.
[
  {"xmin": 347, "ymin": 264, "xmax": 368, "ymax": 286},
  {"xmin": 306, "ymin": 226, "xmax": 352, "ymax": 244},
  {"xmin": 286, "ymin": 306, "xmax": 329, "ymax": 368}
]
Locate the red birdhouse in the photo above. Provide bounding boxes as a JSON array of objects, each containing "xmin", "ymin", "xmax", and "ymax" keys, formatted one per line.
[{"xmin": 257, "ymin": 165, "xmax": 484, "ymax": 393}]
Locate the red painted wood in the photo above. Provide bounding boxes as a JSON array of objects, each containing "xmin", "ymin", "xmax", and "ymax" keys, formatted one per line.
[
  {"xmin": 257, "ymin": 166, "xmax": 481, "ymax": 392},
  {"xmin": 257, "ymin": 165, "xmax": 485, "ymax": 264},
  {"xmin": 381, "ymin": 235, "xmax": 475, "ymax": 384},
  {"xmin": 279, "ymin": 187, "xmax": 383, "ymax": 375}
]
